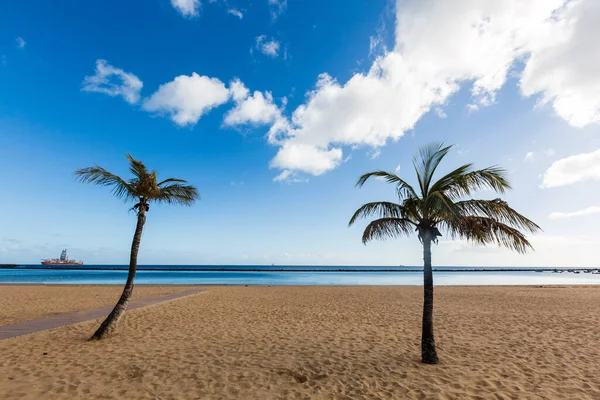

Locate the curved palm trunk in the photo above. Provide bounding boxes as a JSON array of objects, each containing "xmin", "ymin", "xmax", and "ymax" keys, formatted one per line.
[
  {"xmin": 421, "ymin": 236, "xmax": 439, "ymax": 364},
  {"xmin": 89, "ymin": 209, "xmax": 146, "ymax": 340}
]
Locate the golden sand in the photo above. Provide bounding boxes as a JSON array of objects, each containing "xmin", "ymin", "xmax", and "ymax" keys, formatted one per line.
[
  {"xmin": 0, "ymin": 285, "xmax": 194, "ymax": 326},
  {"xmin": 0, "ymin": 285, "xmax": 599, "ymax": 399}
]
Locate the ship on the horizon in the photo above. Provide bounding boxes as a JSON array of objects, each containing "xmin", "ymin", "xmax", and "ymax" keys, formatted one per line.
[{"xmin": 41, "ymin": 249, "xmax": 83, "ymax": 266}]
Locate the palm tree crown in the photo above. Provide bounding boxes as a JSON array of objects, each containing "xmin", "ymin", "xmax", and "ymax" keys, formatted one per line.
[
  {"xmin": 74, "ymin": 154, "xmax": 199, "ymax": 340},
  {"xmin": 74, "ymin": 154, "xmax": 199, "ymax": 212},
  {"xmin": 349, "ymin": 143, "xmax": 541, "ymax": 251}
]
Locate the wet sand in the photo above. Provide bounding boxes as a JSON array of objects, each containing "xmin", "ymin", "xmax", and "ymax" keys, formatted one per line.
[{"xmin": 0, "ymin": 285, "xmax": 598, "ymax": 399}]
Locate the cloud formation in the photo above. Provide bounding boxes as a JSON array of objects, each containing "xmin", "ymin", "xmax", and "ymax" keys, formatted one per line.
[
  {"xmin": 268, "ymin": 0, "xmax": 287, "ymax": 20},
  {"xmin": 227, "ymin": 8, "xmax": 243, "ymax": 19},
  {"xmin": 272, "ymin": 169, "xmax": 308, "ymax": 183},
  {"xmin": 254, "ymin": 36, "xmax": 280, "ymax": 58},
  {"xmin": 519, "ymin": 0, "xmax": 600, "ymax": 127},
  {"xmin": 16, "ymin": 37, "xmax": 26, "ymax": 49},
  {"xmin": 540, "ymin": 148, "xmax": 600, "ymax": 188},
  {"xmin": 524, "ymin": 152, "xmax": 536, "ymax": 162},
  {"xmin": 82, "ymin": 59, "xmax": 143, "ymax": 104},
  {"xmin": 82, "ymin": 1, "xmax": 599, "ymax": 183},
  {"xmin": 223, "ymin": 79, "xmax": 285, "ymax": 127},
  {"xmin": 143, "ymin": 73, "xmax": 230, "ymax": 126},
  {"xmin": 171, "ymin": 0, "xmax": 200, "ymax": 18},
  {"xmin": 549, "ymin": 206, "xmax": 600, "ymax": 219},
  {"xmin": 233, "ymin": 0, "xmax": 600, "ymax": 179},
  {"xmin": 271, "ymin": 143, "xmax": 342, "ymax": 177},
  {"xmin": 81, "ymin": 64, "xmax": 283, "ymax": 129}
]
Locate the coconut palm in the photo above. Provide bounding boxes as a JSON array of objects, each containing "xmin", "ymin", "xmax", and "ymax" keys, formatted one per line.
[
  {"xmin": 75, "ymin": 154, "xmax": 199, "ymax": 340},
  {"xmin": 349, "ymin": 143, "xmax": 540, "ymax": 364}
]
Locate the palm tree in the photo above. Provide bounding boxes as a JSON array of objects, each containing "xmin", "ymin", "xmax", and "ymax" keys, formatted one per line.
[
  {"xmin": 349, "ymin": 143, "xmax": 540, "ymax": 364},
  {"xmin": 75, "ymin": 154, "xmax": 199, "ymax": 340}
]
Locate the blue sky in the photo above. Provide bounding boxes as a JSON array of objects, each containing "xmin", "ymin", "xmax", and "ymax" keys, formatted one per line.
[{"xmin": 1, "ymin": 0, "xmax": 599, "ymax": 266}]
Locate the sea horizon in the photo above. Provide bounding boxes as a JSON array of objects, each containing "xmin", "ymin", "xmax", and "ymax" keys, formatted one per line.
[
  {"xmin": 2, "ymin": 265, "xmax": 600, "ymax": 286},
  {"xmin": 4, "ymin": 264, "xmax": 599, "ymax": 270}
]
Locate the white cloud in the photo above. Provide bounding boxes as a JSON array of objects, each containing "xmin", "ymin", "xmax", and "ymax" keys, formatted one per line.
[
  {"xmin": 446, "ymin": 234, "xmax": 596, "ymax": 254},
  {"xmin": 526, "ymin": 149, "xmax": 556, "ymax": 162},
  {"xmin": 239, "ymin": 0, "xmax": 600, "ymax": 178},
  {"xmin": 540, "ymin": 148, "xmax": 600, "ymax": 188},
  {"xmin": 524, "ymin": 151, "xmax": 536, "ymax": 162},
  {"xmin": 434, "ymin": 108, "xmax": 447, "ymax": 118},
  {"xmin": 268, "ymin": 0, "xmax": 287, "ymax": 20},
  {"xmin": 227, "ymin": 8, "xmax": 243, "ymax": 19},
  {"xmin": 549, "ymin": 206, "xmax": 600, "ymax": 219},
  {"xmin": 456, "ymin": 147, "xmax": 469, "ymax": 156},
  {"xmin": 395, "ymin": 164, "xmax": 401, "ymax": 173},
  {"xmin": 142, "ymin": 73, "xmax": 229, "ymax": 126},
  {"xmin": 171, "ymin": 0, "xmax": 243, "ymax": 19},
  {"xmin": 544, "ymin": 148, "xmax": 556, "ymax": 157},
  {"xmin": 228, "ymin": 78, "xmax": 250, "ymax": 102},
  {"xmin": 171, "ymin": 0, "xmax": 200, "ymax": 17},
  {"xmin": 273, "ymin": 169, "xmax": 308, "ymax": 183},
  {"xmin": 254, "ymin": 36, "xmax": 280, "ymax": 58},
  {"xmin": 16, "ymin": 37, "xmax": 26, "ymax": 49},
  {"xmin": 223, "ymin": 80, "xmax": 285, "ymax": 127},
  {"xmin": 273, "ymin": 170, "xmax": 292, "ymax": 182},
  {"xmin": 82, "ymin": 59, "xmax": 143, "ymax": 104},
  {"xmin": 520, "ymin": 0, "xmax": 600, "ymax": 127},
  {"xmin": 368, "ymin": 19, "xmax": 389, "ymax": 60},
  {"xmin": 369, "ymin": 35, "xmax": 385, "ymax": 58},
  {"xmin": 529, "ymin": 234, "xmax": 595, "ymax": 246},
  {"xmin": 270, "ymin": 143, "xmax": 342, "ymax": 176},
  {"xmin": 369, "ymin": 148, "xmax": 381, "ymax": 159}
]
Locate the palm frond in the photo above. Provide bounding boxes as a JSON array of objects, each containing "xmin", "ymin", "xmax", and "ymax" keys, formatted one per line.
[
  {"xmin": 76, "ymin": 155, "xmax": 199, "ymax": 209},
  {"xmin": 158, "ymin": 178, "xmax": 187, "ymax": 187},
  {"xmin": 400, "ymin": 197, "xmax": 423, "ymax": 222},
  {"xmin": 428, "ymin": 163, "xmax": 473, "ymax": 195},
  {"xmin": 350, "ymin": 142, "xmax": 540, "ymax": 254},
  {"xmin": 412, "ymin": 142, "xmax": 452, "ymax": 197},
  {"xmin": 438, "ymin": 167, "xmax": 511, "ymax": 199},
  {"xmin": 455, "ymin": 199, "xmax": 541, "ymax": 233},
  {"xmin": 443, "ymin": 216, "xmax": 534, "ymax": 253},
  {"xmin": 155, "ymin": 182, "xmax": 200, "ymax": 206},
  {"xmin": 361, "ymin": 218, "xmax": 414, "ymax": 244},
  {"xmin": 349, "ymin": 202, "xmax": 415, "ymax": 226},
  {"xmin": 127, "ymin": 154, "xmax": 149, "ymax": 180},
  {"xmin": 355, "ymin": 170, "xmax": 419, "ymax": 200},
  {"xmin": 425, "ymin": 191, "xmax": 459, "ymax": 222},
  {"xmin": 74, "ymin": 166, "xmax": 136, "ymax": 201}
]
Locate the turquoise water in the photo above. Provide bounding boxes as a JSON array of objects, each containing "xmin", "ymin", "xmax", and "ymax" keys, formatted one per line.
[{"xmin": 1, "ymin": 267, "xmax": 600, "ymax": 285}]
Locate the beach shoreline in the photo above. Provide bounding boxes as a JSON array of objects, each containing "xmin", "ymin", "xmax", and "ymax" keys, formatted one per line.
[
  {"xmin": 1, "ymin": 285, "xmax": 599, "ymax": 399},
  {"xmin": 4, "ymin": 268, "xmax": 600, "ymax": 286}
]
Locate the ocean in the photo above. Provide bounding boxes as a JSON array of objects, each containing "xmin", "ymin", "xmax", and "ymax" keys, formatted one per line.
[{"xmin": 1, "ymin": 265, "xmax": 600, "ymax": 285}]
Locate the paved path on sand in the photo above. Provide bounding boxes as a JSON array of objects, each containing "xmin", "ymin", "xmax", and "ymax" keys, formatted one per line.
[{"xmin": 0, "ymin": 288, "xmax": 205, "ymax": 340}]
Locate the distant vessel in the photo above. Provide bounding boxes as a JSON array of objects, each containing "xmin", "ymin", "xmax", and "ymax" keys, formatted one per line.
[{"xmin": 41, "ymin": 249, "xmax": 83, "ymax": 266}]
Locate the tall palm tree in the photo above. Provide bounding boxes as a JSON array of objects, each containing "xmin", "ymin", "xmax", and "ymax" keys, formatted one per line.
[
  {"xmin": 349, "ymin": 143, "xmax": 540, "ymax": 364},
  {"xmin": 75, "ymin": 154, "xmax": 199, "ymax": 340}
]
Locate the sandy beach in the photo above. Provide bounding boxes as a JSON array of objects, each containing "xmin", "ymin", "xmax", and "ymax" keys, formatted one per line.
[
  {"xmin": 0, "ymin": 285, "xmax": 599, "ymax": 399},
  {"xmin": 0, "ymin": 285, "xmax": 194, "ymax": 326}
]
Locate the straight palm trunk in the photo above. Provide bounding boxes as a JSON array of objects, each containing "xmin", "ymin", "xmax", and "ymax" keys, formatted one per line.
[
  {"xmin": 421, "ymin": 236, "xmax": 439, "ymax": 364},
  {"xmin": 89, "ymin": 209, "xmax": 146, "ymax": 340}
]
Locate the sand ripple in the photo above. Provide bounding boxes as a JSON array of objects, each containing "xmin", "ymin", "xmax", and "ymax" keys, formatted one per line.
[{"xmin": 0, "ymin": 285, "xmax": 599, "ymax": 399}]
